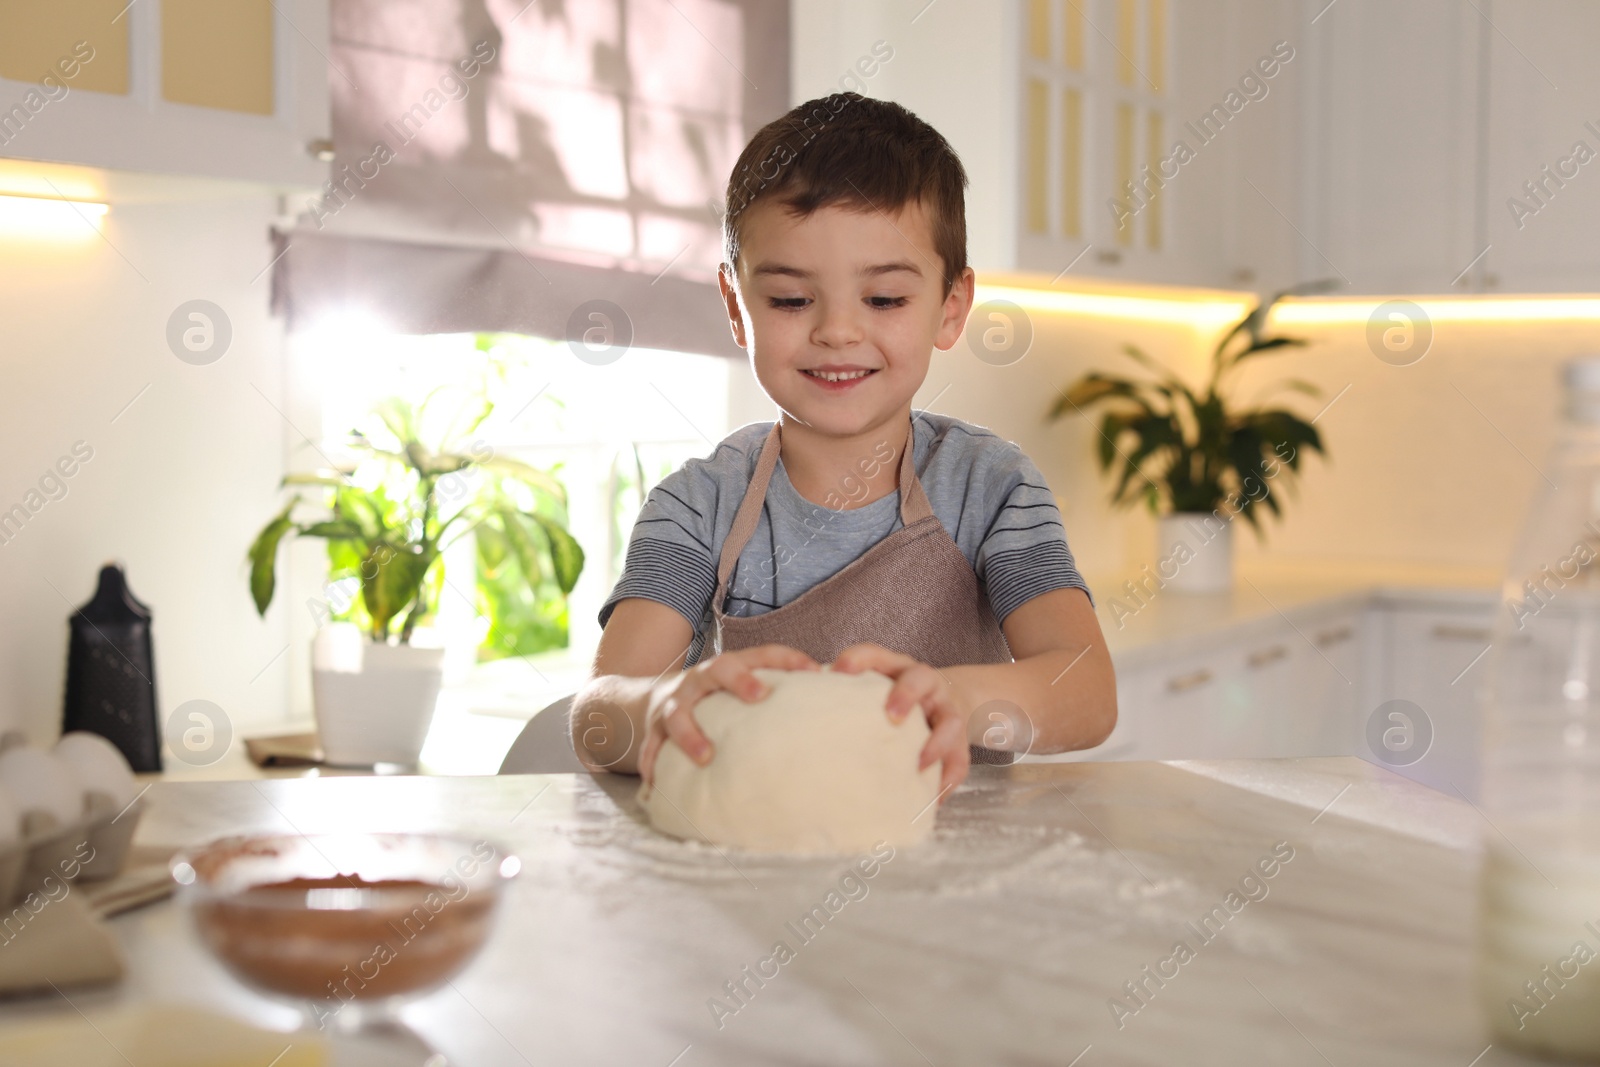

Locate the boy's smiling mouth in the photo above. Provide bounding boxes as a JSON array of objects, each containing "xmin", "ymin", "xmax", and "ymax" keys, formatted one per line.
[{"xmin": 802, "ymin": 365, "xmax": 879, "ymax": 386}]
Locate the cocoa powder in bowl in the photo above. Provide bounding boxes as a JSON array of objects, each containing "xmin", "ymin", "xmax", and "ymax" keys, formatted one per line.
[{"xmin": 175, "ymin": 833, "xmax": 515, "ymax": 1003}]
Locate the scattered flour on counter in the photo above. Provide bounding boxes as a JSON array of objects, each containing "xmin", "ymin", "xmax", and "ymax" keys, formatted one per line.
[
  {"xmin": 545, "ymin": 774, "xmax": 1193, "ymax": 933},
  {"xmin": 533, "ymin": 772, "xmax": 1305, "ymax": 981},
  {"xmin": 554, "ymin": 795, "xmax": 844, "ymax": 888}
]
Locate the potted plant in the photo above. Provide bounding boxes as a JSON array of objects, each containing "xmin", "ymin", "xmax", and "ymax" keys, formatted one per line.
[
  {"xmin": 247, "ymin": 389, "xmax": 584, "ymax": 766},
  {"xmin": 1049, "ymin": 289, "xmax": 1326, "ymax": 593}
]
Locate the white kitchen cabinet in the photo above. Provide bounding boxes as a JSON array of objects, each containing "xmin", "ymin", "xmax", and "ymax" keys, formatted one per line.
[
  {"xmin": 1476, "ymin": 0, "xmax": 1600, "ymax": 292},
  {"xmin": 1179, "ymin": 607, "xmax": 1365, "ymax": 759},
  {"xmin": 1037, "ymin": 643, "xmax": 1226, "ymax": 764},
  {"xmin": 1210, "ymin": 606, "xmax": 1360, "ymax": 757},
  {"xmin": 1143, "ymin": 644, "xmax": 1233, "ymax": 758},
  {"xmin": 1032, "ymin": 642, "xmax": 1224, "ymax": 764},
  {"xmin": 1095, "ymin": 634, "xmax": 1293, "ymax": 762},
  {"xmin": 1368, "ymin": 602, "xmax": 1497, "ymax": 799},
  {"xmin": 0, "ymin": 0, "xmax": 329, "ymax": 191},
  {"xmin": 790, "ymin": 0, "xmax": 1304, "ymax": 289},
  {"xmin": 1297, "ymin": 0, "xmax": 1483, "ymax": 294},
  {"xmin": 797, "ymin": 0, "xmax": 1596, "ymax": 293},
  {"xmin": 1050, "ymin": 604, "xmax": 1366, "ymax": 765},
  {"xmin": 1299, "ymin": 0, "xmax": 1600, "ymax": 294},
  {"xmin": 1296, "ymin": 608, "xmax": 1365, "ymax": 753},
  {"xmin": 1223, "ymin": 632, "xmax": 1298, "ymax": 756},
  {"xmin": 1045, "ymin": 588, "xmax": 1514, "ymax": 799}
]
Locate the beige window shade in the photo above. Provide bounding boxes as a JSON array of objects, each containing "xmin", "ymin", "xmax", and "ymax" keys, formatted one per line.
[
  {"xmin": 276, "ymin": 0, "xmax": 789, "ymax": 358},
  {"xmin": 162, "ymin": 0, "xmax": 274, "ymax": 115},
  {"xmin": 0, "ymin": 0, "xmax": 129, "ymax": 95}
]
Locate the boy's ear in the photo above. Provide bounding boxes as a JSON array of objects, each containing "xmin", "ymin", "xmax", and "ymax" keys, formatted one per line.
[
  {"xmin": 933, "ymin": 267, "xmax": 977, "ymax": 352},
  {"xmin": 718, "ymin": 264, "xmax": 749, "ymax": 349}
]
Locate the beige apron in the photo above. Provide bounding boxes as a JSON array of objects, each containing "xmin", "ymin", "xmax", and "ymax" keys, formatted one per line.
[{"xmin": 711, "ymin": 418, "xmax": 1016, "ymax": 764}]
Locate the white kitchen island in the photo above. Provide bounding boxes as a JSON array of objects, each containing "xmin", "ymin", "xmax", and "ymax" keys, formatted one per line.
[{"xmin": 0, "ymin": 757, "xmax": 1552, "ymax": 1066}]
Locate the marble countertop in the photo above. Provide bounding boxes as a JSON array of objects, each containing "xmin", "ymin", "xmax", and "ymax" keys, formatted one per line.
[{"xmin": 4, "ymin": 758, "xmax": 1551, "ymax": 1066}]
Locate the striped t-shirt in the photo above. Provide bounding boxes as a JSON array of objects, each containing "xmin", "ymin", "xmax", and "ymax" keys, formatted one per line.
[{"xmin": 599, "ymin": 411, "xmax": 1092, "ymax": 666}]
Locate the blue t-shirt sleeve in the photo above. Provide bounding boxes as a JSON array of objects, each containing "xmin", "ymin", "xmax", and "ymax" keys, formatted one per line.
[
  {"xmin": 598, "ymin": 466, "xmax": 719, "ymax": 632},
  {"xmin": 973, "ymin": 444, "xmax": 1093, "ymax": 620}
]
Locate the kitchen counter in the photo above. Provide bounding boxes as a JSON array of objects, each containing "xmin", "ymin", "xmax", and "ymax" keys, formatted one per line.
[
  {"xmin": 1086, "ymin": 560, "xmax": 1499, "ymax": 669},
  {"xmin": 5, "ymin": 757, "xmax": 1547, "ymax": 1065},
  {"xmin": 175, "ymin": 562, "xmax": 1501, "ymax": 784}
]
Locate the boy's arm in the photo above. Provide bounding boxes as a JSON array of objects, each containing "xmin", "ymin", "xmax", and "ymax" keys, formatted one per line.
[
  {"xmin": 955, "ymin": 586, "xmax": 1115, "ymax": 754},
  {"xmin": 572, "ymin": 598, "xmax": 818, "ymax": 775},
  {"xmin": 833, "ymin": 587, "xmax": 1115, "ymax": 760},
  {"xmin": 570, "ymin": 598, "xmax": 695, "ymax": 775}
]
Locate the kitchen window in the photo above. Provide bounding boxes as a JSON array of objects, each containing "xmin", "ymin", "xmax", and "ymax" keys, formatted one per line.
[{"xmin": 292, "ymin": 323, "xmax": 732, "ymax": 699}]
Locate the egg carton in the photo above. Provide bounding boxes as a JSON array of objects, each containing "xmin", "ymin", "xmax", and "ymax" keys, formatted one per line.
[{"xmin": 0, "ymin": 732, "xmax": 145, "ymax": 908}]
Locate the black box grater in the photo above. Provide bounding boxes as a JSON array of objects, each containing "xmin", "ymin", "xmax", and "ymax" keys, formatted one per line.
[{"xmin": 62, "ymin": 563, "xmax": 162, "ymax": 772}]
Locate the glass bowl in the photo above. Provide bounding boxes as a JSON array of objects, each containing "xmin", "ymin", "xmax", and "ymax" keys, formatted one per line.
[{"xmin": 172, "ymin": 832, "xmax": 519, "ymax": 1028}]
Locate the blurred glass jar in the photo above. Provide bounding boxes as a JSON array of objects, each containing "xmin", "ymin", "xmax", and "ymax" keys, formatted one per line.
[{"xmin": 1478, "ymin": 356, "xmax": 1600, "ymax": 1057}]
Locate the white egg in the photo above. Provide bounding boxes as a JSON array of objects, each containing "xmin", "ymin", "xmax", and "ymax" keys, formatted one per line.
[
  {"xmin": 0, "ymin": 783, "xmax": 20, "ymax": 845},
  {"xmin": 0, "ymin": 747, "xmax": 85, "ymax": 830},
  {"xmin": 55, "ymin": 732, "xmax": 140, "ymax": 808}
]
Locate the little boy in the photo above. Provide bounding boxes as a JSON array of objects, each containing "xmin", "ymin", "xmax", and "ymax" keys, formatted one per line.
[{"xmin": 574, "ymin": 94, "xmax": 1116, "ymax": 796}]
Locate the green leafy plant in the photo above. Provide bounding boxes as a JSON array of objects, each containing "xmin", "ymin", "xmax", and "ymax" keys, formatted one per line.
[
  {"xmin": 248, "ymin": 385, "xmax": 584, "ymax": 650},
  {"xmin": 1048, "ymin": 288, "xmax": 1328, "ymax": 530}
]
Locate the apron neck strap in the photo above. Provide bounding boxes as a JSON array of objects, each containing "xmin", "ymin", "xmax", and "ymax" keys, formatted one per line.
[{"xmin": 713, "ymin": 417, "xmax": 933, "ymax": 596}]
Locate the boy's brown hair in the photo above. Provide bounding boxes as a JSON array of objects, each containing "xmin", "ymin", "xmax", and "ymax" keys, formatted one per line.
[{"xmin": 721, "ymin": 93, "xmax": 968, "ymax": 292}]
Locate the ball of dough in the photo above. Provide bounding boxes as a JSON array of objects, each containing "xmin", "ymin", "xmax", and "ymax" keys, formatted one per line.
[{"xmin": 640, "ymin": 667, "xmax": 940, "ymax": 854}]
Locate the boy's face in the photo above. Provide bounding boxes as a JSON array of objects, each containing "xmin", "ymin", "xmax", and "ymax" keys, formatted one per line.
[{"xmin": 719, "ymin": 198, "xmax": 975, "ymax": 439}]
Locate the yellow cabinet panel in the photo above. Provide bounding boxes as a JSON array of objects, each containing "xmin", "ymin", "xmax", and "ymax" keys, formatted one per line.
[
  {"xmin": 1116, "ymin": 0, "xmax": 1137, "ymax": 87},
  {"xmin": 0, "ymin": 0, "xmax": 130, "ymax": 95},
  {"xmin": 1061, "ymin": 88, "xmax": 1081, "ymax": 239},
  {"xmin": 1114, "ymin": 102, "xmax": 1134, "ymax": 246},
  {"xmin": 1027, "ymin": 0, "xmax": 1050, "ymax": 61},
  {"xmin": 1145, "ymin": 110, "xmax": 1162, "ymax": 249},
  {"xmin": 1063, "ymin": 1, "xmax": 1084, "ymax": 71},
  {"xmin": 1025, "ymin": 77, "xmax": 1049, "ymax": 235},
  {"xmin": 1147, "ymin": 0, "xmax": 1166, "ymax": 94},
  {"xmin": 162, "ymin": 0, "xmax": 274, "ymax": 115}
]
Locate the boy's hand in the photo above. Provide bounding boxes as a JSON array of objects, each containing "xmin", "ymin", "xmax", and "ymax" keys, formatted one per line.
[
  {"xmin": 830, "ymin": 643, "xmax": 973, "ymax": 800},
  {"xmin": 638, "ymin": 644, "xmax": 820, "ymax": 784}
]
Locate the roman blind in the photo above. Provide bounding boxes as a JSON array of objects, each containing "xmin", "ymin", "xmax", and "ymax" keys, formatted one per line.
[{"xmin": 273, "ymin": 0, "xmax": 789, "ymax": 355}]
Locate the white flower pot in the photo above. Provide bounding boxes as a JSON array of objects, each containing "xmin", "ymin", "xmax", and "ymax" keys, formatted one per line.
[
  {"xmin": 1156, "ymin": 512, "xmax": 1235, "ymax": 594},
  {"xmin": 311, "ymin": 623, "xmax": 444, "ymax": 767}
]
